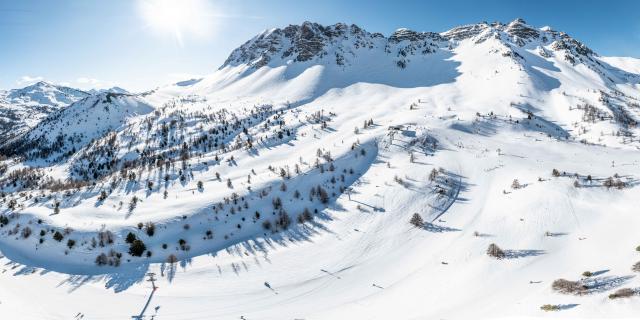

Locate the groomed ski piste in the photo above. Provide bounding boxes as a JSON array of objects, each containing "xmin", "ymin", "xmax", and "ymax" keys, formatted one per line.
[{"xmin": 0, "ymin": 20, "xmax": 639, "ymax": 319}]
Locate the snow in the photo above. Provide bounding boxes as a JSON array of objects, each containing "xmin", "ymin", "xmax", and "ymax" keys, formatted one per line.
[
  {"xmin": 5, "ymin": 81, "xmax": 88, "ymax": 107},
  {"xmin": 88, "ymin": 86, "xmax": 130, "ymax": 95},
  {"xmin": 0, "ymin": 20, "xmax": 639, "ymax": 319},
  {"xmin": 599, "ymin": 56, "xmax": 640, "ymax": 75},
  {"xmin": 0, "ymin": 81, "xmax": 89, "ymax": 139}
]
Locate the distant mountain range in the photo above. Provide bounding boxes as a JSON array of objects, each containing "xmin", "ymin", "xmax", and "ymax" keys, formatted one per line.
[{"xmin": 0, "ymin": 81, "xmax": 129, "ymax": 140}]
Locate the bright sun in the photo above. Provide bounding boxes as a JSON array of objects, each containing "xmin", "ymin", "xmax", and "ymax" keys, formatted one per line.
[{"xmin": 138, "ymin": 0, "xmax": 215, "ymax": 45}]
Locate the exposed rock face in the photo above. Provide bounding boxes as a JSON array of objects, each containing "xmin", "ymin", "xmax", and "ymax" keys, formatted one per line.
[
  {"xmin": 221, "ymin": 19, "xmax": 597, "ymax": 71},
  {"xmin": 388, "ymin": 28, "xmax": 443, "ymax": 43},
  {"xmin": 289, "ymin": 22, "xmax": 326, "ymax": 62},
  {"xmin": 222, "ymin": 22, "xmax": 382, "ymax": 68},
  {"xmin": 441, "ymin": 22, "xmax": 492, "ymax": 41},
  {"xmin": 550, "ymin": 35, "xmax": 594, "ymax": 65},
  {"xmin": 221, "ymin": 21, "xmax": 445, "ymax": 70}
]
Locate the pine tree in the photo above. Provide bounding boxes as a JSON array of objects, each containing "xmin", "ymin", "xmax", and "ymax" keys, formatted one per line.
[
  {"xmin": 409, "ymin": 213, "xmax": 424, "ymax": 227},
  {"xmin": 125, "ymin": 232, "xmax": 136, "ymax": 244},
  {"xmin": 52, "ymin": 231, "xmax": 64, "ymax": 242},
  {"xmin": 487, "ymin": 243, "xmax": 505, "ymax": 259},
  {"xmin": 128, "ymin": 239, "xmax": 146, "ymax": 256}
]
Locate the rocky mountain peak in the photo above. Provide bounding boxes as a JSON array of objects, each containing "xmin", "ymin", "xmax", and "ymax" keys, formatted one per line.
[
  {"xmin": 220, "ymin": 20, "xmax": 597, "ymax": 71},
  {"xmin": 505, "ymin": 18, "xmax": 540, "ymax": 40},
  {"xmin": 389, "ymin": 28, "xmax": 443, "ymax": 43}
]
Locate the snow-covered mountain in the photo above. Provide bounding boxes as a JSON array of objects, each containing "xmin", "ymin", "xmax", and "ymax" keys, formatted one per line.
[
  {"xmin": 222, "ymin": 19, "xmax": 595, "ymax": 70},
  {"xmin": 0, "ymin": 20, "xmax": 639, "ymax": 319},
  {"xmin": 4, "ymin": 81, "xmax": 88, "ymax": 106},
  {"xmin": 88, "ymin": 86, "xmax": 130, "ymax": 95},
  {"xmin": 154, "ymin": 19, "xmax": 640, "ymax": 146},
  {"xmin": 0, "ymin": 81, "xmax": 89, "ymax": 140},
  {"xmin": 1, "ymin": 92, "xmax": 154, "ymax": 166}
]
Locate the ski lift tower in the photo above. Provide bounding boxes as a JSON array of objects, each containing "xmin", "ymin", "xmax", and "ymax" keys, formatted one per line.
[{"xmin": 146, "ymin": 272, "xmax": 158, "ymax": 291}]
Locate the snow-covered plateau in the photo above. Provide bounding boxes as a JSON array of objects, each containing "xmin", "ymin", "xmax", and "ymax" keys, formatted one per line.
[{"xmin": 0, "ymin": 19, "xmax": 639, "ymax": 319}]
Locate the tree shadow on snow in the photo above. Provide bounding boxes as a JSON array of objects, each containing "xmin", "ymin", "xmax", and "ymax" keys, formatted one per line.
[
  {"xmin": 591, "ymin": 269, "xmax": 609, "ymax": 277},
  {"xmin": 0, "ymin": 136, "xmax": 380, "ymax": 293},
  {"xmin": 557, "ymin": 304, "xmax": 579, "ymax": 310},
  {"xmin": 503, "ymin": 249, "xmax": 546, "ymax": 259},
  {"xmin": 427, "ymin": 170, "xmax": 472, "ymax": 222},
  {"xmin": 421, "ymin": 222, "xmax": 460, "ymax": 233},
  {"xmin": 0, "ymin": 255, "xmax": 151, "ymax": 294},
  {"xmin": 583, "ymin": 275, "xmax": 635, "ymax": 294}
]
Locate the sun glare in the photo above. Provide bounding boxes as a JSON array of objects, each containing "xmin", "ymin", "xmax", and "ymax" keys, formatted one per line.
[{"xmin": 138, "ymin": 0, "xmax": 216, "ymax": 46}]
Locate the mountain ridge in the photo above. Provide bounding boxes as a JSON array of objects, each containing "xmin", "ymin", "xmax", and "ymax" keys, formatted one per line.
[
  {"xmin": 220, "ymin": 19, "xmax": 600, "ymax": 71},
  {"xmin": 0, "ymin": 81, "xmax": 90, "ymax": 140}
]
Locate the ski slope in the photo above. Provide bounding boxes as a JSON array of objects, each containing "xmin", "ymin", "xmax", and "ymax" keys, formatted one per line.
[{"xmin": 0, "ymin": 20, "xmax": 639, "ymax": 319}]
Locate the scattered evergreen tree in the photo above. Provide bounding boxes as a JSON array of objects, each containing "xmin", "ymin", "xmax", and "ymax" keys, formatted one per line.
[
  {"xmin": 0, "ymin": 215, "xmax": 8, "ymax": 226},
  {"xmin": 317, "ymin": 186, "xmax": 329, "ymax": 204},
  {"xmin": 608, "ymin": 288, "xmax": 636, "ymax": 299},
  {"xmin": 125, "ymin": 232, "xmax": 136, "ymax": 244},
  {"xmin": 540, "ymin": 304, "xmax": 561, "ymax": 312},
  {"xmin": 167, "ymin": 254, "xmax": 178, "ymax": 264},
  {"xmin": 128, "ymin": 239, "xmax": 146, "ymax": 256},
  {"xmin": 409, "ymin": 213, "xmax": 424, "ymax": 227},
  {"xmin": 275, "ymin": 211, "xmax": 291, "ymax": 229},
  {"xmin": 129, "ymin": 196, "xmax": 138, "ymax": 212},
  {"xmin": 486, "ymin": 243, "xmax": 505, "ymax": 259},
  {"xmin": 145, "ymin": 222, "xmax": 155, "ymax": 237},
  {"xmin": 53, "ymin": 230, "xmax": 64, "ymax": 242},
  {"xmin": 551, "ymin": 279, "xmax": 587, "ymax": 295},
  {"xmin": 272, "ymin": 197, "xmax": 282, "ymax": 209},
  {"xmin": 95, "ymin": 253, "xmax": 109, "ymax": 266},
  {"xmin": 21, "ymin": 226, "xmax": 32, "ymax": 238}
]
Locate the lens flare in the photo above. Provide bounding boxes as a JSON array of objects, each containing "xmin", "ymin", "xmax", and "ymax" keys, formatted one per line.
[{"xmin": 138, "ymin": 0, "xmax": 216, "ymax": 46}]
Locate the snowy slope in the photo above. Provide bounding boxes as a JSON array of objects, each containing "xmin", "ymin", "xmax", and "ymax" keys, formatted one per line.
[
  {"xmin": 0, "ymin": 19, "xmax": 639, "ymax": 319},
  {"xmin": 600, "ymin": 56, "xmax": 640, "ymax": 75}
]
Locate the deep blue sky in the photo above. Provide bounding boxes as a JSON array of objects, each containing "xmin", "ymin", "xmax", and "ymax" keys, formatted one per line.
[{"xmin": 1, "ymin": 0, "xmax": 638, "ymax": 91}]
